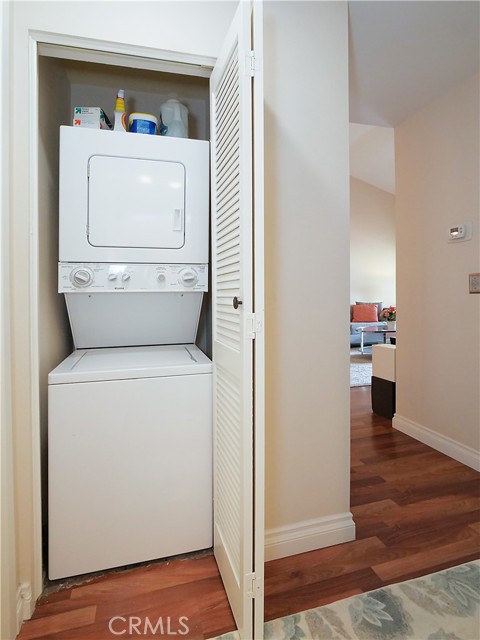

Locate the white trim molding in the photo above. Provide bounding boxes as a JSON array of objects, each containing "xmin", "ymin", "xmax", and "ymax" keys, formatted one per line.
[
  {"xmin": 16, "ymin": 583, "xmax": 33, "ymax": 633},
  {"xmin": 393, "ymin": 414, "xmax": 480, "ymax": 472},
  {"xmin": 28, "ymin": 31, "xmax": 44, "ymax": 606},
  {"xmin": 265, "ymin": 512, "xmax": 356, "ymax": 562},
  {"xmin": 33, "ymin": 31, "xmax": 215, "ymax": 77}
]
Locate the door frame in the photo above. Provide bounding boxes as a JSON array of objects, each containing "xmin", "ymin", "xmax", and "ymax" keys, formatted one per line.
[
  {"xmin": 1, "ymin": 2, "xmax": 18, "ymax": 637},
  {"xmin": 26, "ymin": 29, "xmax": 215, "ymax": 610},
  {"xmin": 252, "ymin": 1, "xmax": 265, "ymax": 633}
]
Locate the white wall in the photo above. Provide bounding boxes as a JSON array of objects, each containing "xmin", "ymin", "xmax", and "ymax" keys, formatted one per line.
[
  {"xmin": 9, "ymin": 0, "xmax": 236, "ymax": 625},
  {"xmin": 15, "ymin": 1, "xmax": 236, "ymax": 59},
  {"xmin": 394, "ymin": 73, "xmax": 480, "ymax": 468},
  {"xmin": 350, "ymin": 176, "xmax": 396, "ymax": 306},
  {"xmin": 264, "ymin": 1, "xmax": 353, "ymax": 559}
]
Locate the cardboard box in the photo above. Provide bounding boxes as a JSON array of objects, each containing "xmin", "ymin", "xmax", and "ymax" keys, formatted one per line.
[{"xmin": 73, "ymin": 107, "xmax": 112, "ymax": 130}]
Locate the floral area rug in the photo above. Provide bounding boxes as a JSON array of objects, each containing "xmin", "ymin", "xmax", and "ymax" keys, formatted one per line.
[
  {"xmin": 350, "ymin": 349, "xmax": 372, "ymax": 387},
  {"xmin": 213, "ymin": 561, "xmax": 480, "ymax": 640}
]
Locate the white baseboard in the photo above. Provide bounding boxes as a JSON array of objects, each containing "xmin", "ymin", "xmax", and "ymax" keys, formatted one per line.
[
  {"xmin": 265, "ymin": 512, "xmax": 355, "ymax": 561},
  {"xmin": 16, "ymin": 582, "xmax": 33, "ymax": 633},
  {"xmin": 393, "ymin": 414, "xmax": 480, "ymax": 472}
]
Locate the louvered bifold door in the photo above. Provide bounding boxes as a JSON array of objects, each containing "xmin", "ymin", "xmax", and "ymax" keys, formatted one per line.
[{"xmin": 210, "ymin": 1, "xmax": 264, "ymax": 639}]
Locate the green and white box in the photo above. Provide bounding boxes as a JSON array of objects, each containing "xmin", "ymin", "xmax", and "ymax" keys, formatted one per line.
[{"xmin": 73, "ymin": 107, "xmax": 111, "ymax": 130}]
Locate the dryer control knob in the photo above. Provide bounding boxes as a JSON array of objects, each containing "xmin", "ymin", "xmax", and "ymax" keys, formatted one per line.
[
  {"xmin": 178, "ymin": 268, "xmax": 198, "ymax": 288},
  {"xmin": 121, "ymin": 273, "xmax": 131, "ymax": 282},
  {"xmin": 71, "ymin": 267, "xmax": 94, "ymax": 288},
  {"xmin": 108, "ymin": 273, "xmax": 118, "ymax": 281}
]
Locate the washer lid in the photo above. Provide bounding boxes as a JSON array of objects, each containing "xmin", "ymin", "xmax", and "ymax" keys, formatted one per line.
[{"xmin": 48, "ymin": 344, "xmax": 212, "ymax": 384}]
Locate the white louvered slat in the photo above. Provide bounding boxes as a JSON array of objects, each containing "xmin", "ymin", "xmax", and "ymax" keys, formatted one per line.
[
  {"xmin": 216, "ymin": 183, "xmax": 240, "ymax": 214},
  {"xmin": 217, "ymin": 160, "xmax": 240, "ymax": 195},
  {"xmin": 217, "ymin": 136, "xmax": 239, "ymax": 166},
  {"xmin": 216, "ymin": 108, "xmax": 240, "ymax": 150},
  {"xmin": 217, "ymin": 172, "xmax": 239, "ymax": 201},
  {"xmin": 216, "ymin": 95, "xmax": 239, "ymax": 132},
  {"xmin": 217, "ymin": 150, "xmax": 239, "ymax": 178},
  {"xmin": 211, "ymin": 2, "xmax": 264, "ymax": 638},
  {"xmin": 217, "ymin": 209, "xmax": 240, "ymax": 232},
  {"xmin": 217, "ymin": 203, "xmax": 240, "ymax": 230},
  {"xmin": 215, "ymin": 362, "xmax": 241, "ymax": 576},
  {"xmin": 217, "ymin": 223, "xmax": 240, "ymax": 247},
  {"xmin": 217, "ymin": 252, "xmax": 240, "ymax": 265},
  {"xmin": 216, "ymin": 57, "xmax": 239, "ymax": 104},
  {"xmin": 212, "ymin": 37, "xmax": 243, "ymax": 579}
]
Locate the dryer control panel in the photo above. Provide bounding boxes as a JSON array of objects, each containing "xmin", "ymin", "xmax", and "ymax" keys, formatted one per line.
[{"xmin": 59, "ymin": 263, "xmax": 208, "ymax": 293}]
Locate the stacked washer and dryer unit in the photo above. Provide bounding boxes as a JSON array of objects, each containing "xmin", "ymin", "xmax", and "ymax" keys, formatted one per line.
[{"xmin": 48, "ymin": 126, "xmax": 212, "ymax": 580}]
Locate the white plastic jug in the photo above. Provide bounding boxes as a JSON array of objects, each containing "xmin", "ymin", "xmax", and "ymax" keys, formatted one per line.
[{"xmin": 159, "ymin": 98, "xmax": 188, "ymax": 138}]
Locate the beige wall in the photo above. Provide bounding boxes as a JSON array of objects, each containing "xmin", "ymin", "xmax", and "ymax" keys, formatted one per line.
[
  {"xmin": 1, "ymin": 2, "xmax": 18, "ymax": 638},
  {"xmin": 394, "ymin": 73, "xmax": 480, "ymax": 462},
  {"xmin": 264, "ymin": 1, "xmax": 353, "ymax": 557},
  {"xmin": 37, "ymin": 57, "xmax": 74, "ymax": 529},
  {"xmin": 350, "ymin": 177, "xmax": 396, "ymax": 306}
]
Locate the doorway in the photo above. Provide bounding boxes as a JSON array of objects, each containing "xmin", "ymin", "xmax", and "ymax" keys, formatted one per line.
[
  {"xmin": 33, "ymin": 9, "xmax": 266, "ymax": 636},
  {"xmin": 349, "ymin": 123, "xmax": 396, "ymax": 388}
]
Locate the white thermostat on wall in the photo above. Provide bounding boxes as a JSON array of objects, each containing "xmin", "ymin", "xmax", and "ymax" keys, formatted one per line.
[{"xmin": 448, "ymin": 222, "xmax": 472, "ymax": 242}]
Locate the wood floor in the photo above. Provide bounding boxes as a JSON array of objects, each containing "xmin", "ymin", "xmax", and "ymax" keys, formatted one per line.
[{"xmin": 18, "ymin": 386, "xmax": 479, "ymax": 639}]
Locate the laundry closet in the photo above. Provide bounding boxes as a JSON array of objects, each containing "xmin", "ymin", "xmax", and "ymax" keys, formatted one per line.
[
  {"xmin": 37, "ymin": 51, "xmax": 217, "ymax": 580},
  {"xmin": 33, "ymin": 9, "xmax": 270, "ymax": 635},
  {"xmin": 30, "ymin": 9, "xmax": 270, "ymax": 640}
]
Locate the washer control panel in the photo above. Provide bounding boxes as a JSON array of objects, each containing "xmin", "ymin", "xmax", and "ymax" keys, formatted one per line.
[{"xmin": 59, "ymin": 263, "xmax": 208, "ymax": 293}]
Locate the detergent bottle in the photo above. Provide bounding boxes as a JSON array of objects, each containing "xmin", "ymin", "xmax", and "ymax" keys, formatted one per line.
[
  {"xmin": 159, "ymin": 97, "xmax": 188, "ymax": 138},
  {"xmin": 113, "ymin": 89, "xmax": 127, "ymax": 132}
]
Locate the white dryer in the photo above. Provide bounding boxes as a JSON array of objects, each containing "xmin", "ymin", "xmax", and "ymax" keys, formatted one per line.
[
  {"xmin": 59, "ymin": 262, "xmax": 207, "ymax": 348},
  {"xmin": 59, "ymin": 126, "xmax": 209, "ymax": 264},
  {"xmin": 48, "ymin": 344, "xmax": 212, "ymax": 580},
  {"xmin": 58, "ymin": 126, "xmax": 210, "ymax": 349}
]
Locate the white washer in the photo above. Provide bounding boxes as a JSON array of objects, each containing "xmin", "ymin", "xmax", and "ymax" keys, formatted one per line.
[{"xmin": 48, "ymin": 344, "xmax": 212, "ymax": 580}]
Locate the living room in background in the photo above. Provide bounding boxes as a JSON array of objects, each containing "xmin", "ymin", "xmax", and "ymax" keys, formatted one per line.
[{"xmin": 349, "ymin": 123, "xmax": 396, "ymax": 357}]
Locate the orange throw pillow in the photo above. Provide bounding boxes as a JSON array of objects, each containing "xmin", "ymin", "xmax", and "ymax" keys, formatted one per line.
[{"xmin": 352, "ymin": 304, "xmax": 378, "ymax": 322}]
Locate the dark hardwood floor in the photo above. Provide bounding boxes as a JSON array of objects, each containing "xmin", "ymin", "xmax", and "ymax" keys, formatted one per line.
[
  {"xmin": 264, "ymin": 387, "xmax": 479, "ymax": 621},
  {"xmin": 17, "ymin": 386, "xmax": 479, "ymax": 639}
]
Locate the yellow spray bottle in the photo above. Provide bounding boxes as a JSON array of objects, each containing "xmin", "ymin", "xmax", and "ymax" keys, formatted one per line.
[{"xmin": 113, "ymin": 89, "xmax": 127, "ymax": 132}]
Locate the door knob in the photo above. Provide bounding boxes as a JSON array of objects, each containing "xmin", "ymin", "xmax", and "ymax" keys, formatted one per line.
[{"xmin": 233, "ymin": 296, "xmax": 243, "ymax": 310}]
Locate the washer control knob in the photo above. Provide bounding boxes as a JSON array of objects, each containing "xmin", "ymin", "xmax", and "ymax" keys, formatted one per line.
[
  {"xmin": 178, "ymin": 268, "xmax": 198, "ymax": 288},
  {"xmin": 157, "ymin": 274, "xmax": 166, "ymax": 282},
  {"xmin": 108, "ymin": 273, "xmax": 118, "ymax": 281},
  {"xmin": 121, "ymin": 273, "xmax": 131, "ymax": 282},
  {"xmin": 71, "ymin": 267, "xmax": 93, "ymax": 288}
]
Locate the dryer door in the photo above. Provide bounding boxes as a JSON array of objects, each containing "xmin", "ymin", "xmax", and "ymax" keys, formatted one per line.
[{"xmin": 88, "ymin": 155, "xmax": 185, "ymax": 249}]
